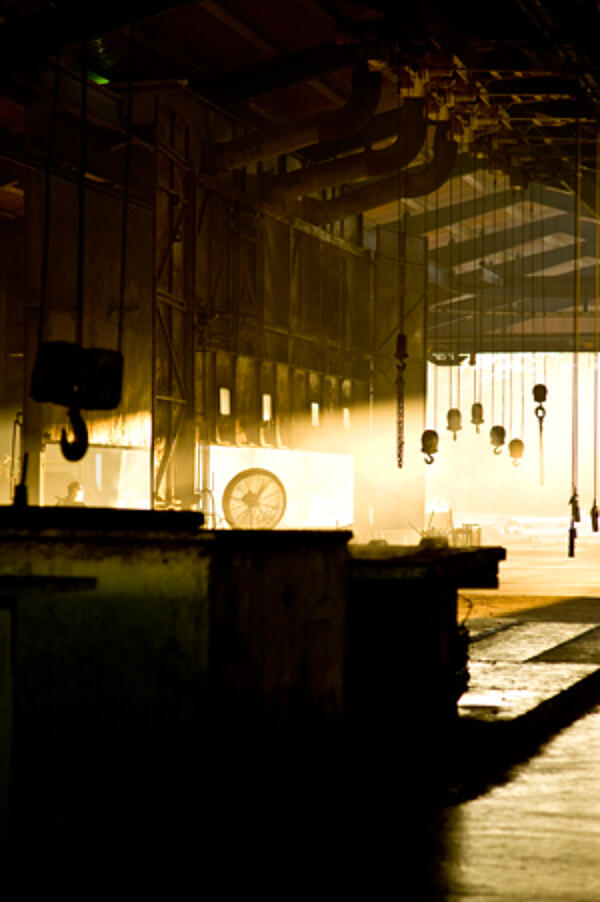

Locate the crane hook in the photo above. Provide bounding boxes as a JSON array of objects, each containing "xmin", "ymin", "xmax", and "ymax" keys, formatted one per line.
[{"xmin": 60, "ymin": 407, "xmax": 89, "ymax": 462}]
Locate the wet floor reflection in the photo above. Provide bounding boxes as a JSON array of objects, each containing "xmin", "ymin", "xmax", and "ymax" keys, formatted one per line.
[{"xmin": 424, "ymin": 705, "xmax": 600, "ymax": 900}]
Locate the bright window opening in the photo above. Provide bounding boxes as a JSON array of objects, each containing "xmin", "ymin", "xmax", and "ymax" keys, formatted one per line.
[
  {"xmin": 343, "ymin": 407, "xmax": 351, "ymax": 430},
  {"xmin": 311, "ymin": 402, "xmax": 320, "ymax": 427},
  {"xmin": 262, "ymin": 393, "xmax": 273, "ymax": 422},
  {"xmin": 219, "ymin": 387, "xmax": 231, "ymax": 416}
]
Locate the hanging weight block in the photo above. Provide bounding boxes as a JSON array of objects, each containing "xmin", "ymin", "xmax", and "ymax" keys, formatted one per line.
[
  {"xmin": 490, "ymin": 424, "xmax": 506, "ymax": 453},
  {"xmin": 30, "ymin": 341, "xmax": 84, "ymax": 408},
  {"xmin": 421, "ymin": 429, "xmax": 439, "ymax": 464},
  {"xmin": 591, "ymin": 502, "xmax": 599, "ymax": 533},
  {"xmin": 471, "ymin": 402, "xmax": 484, "ymax": 431},
  {"xmin": 508, "ymin": 438, "xmax": 524, "ymax": 465},
  {"xmin": 80, "ymin": 348, "xmax": 124, "ymax": 410},
  {"xmin": 446, "ymin": 408, "xmax": 462, "ymax": 440},
  {"xmin": 30, "ymin": 341, "xmax": 123, "ymax": 410},
  {"xmin": 533, "ymin": 384, "xmax": 548, "ymax": 404}
]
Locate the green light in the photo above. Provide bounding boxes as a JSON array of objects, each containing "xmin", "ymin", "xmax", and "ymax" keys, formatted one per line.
[{"xmin": 87, "ymin": 71, "xmax": 110, "ymax": 86}]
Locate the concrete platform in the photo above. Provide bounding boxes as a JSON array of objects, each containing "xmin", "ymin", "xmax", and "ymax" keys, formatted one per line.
[
  {"xmin": 461, "ymin": 617, "xmax": 600, "ymax": 721},
  {"xmin": 448, "ymin": 608, "xmax": 600, "ymax": 802}
]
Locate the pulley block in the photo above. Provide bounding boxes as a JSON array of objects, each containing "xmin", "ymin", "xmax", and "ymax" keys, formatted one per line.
[
  {"xmin": 31, "ymin": 341, "xmax": 123, "ymax": 410},
  {"xmin": 446, "ymin": 408, "xmax": 462, "ymax": 440},
  {"xmin": 490, "ymin": 424, "xmax": 506, "ymax": 454},
  {"xmin": 533, "ymin": 383, "xmax": 547, "ymax": 421},
  {"xmin": 421, "ymin": 429, "xmax": 439, "ymax": 464},
  {"xmin": 508, "ymin": 438, "xmax": 524, "ymax": 466},
  {"xmin": 569, "ymin": 492, "xmax": 581, "ymax": 523},
  {"xmin": 471, "ymin": 402, "xmax": 484, "ymax": 432},
  {"xmin": 31, "ymin": 340, "xmax": 124, "ymax": 463}
]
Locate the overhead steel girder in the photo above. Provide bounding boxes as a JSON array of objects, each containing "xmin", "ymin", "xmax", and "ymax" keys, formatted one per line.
[
  {"xmin": 432, "ymin": 213, "xmax": 572, "ymax": 270},
  {"xmin": 407, "ymin": 179, "xmax": 593, "ymax": 237},
  {"xmin": 434, "ymin": 214, "xmax": 600, "ymax": 275},
  {"xmin": 207, "ymin": 42, "xmax": 362, "ymax": 107},
  {"xmin": 450, "ymin": 274, "xmax": 600, "ymax": 301}
]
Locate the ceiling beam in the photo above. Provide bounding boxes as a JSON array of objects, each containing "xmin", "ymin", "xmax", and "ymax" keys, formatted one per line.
[
  {"xmin": 208, "ymin": 43, "xmax": 360, "ymax": 107},
  {"xmin": 0, "ymin": 1, "xmax": 195, "ymax": 69},
  {"xmin": 432, "ymin": 213, "xmax": 573, "ymax": 269},
  {"xmin": 200, "ymin": 0, "xmax": 347, "ymax": 106}
]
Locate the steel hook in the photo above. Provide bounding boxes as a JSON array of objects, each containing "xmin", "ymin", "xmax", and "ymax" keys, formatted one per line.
[
  {"xmin": 493, "ymin": 446, "xmax": 502, "ymax": 455},
  {"xmin": 424, "ymin": 453, "xmax": 435, "ymax": 464},
  {"xmin": 60, "ymin": 407, "xmax": 89, "ymax": 462}
]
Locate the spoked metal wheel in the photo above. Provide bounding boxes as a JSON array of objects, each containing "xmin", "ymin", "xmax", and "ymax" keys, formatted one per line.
[{"xmin": 222, "ymin": 468, "xmax": 287, "ymax": 529}]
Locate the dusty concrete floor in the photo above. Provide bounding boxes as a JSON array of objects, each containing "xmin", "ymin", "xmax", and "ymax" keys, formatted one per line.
[{"xmin": 424, "ymin": 537, "xmax": 600, "ymax": 900}]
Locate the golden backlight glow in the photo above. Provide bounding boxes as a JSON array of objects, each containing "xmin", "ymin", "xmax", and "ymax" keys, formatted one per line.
[{"xmin": 425, "ymin": 353, "xmax": 600, "ymax": 536}]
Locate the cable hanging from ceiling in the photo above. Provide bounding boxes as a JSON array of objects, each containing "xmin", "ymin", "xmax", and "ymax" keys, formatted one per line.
[
  {"xmin": 532, "ymin": 178, "xmax": 548, "ymax": 486},
  {"xmin": 471, "ymin": 162, "xmax": 484, "ymax": 434},
  {"xmin": 118, "ymin": 22, "xmax": 136, "ymax": 358},
  {"xmin": 421, "ymin": 139, "xmax": 440, "ymax": 464},
  {"xmin": 446, "ymin": 140, "xmax": 462, "ymax": 441},
  {"xmin": 591, "ymin": 128, "xmax": 600, "ymax": 532},
  {"xmin": 509, "ymin": 193, "xmax": 525, "ymax": 467},
  {"xmin": 395, "ymin": 87, "xmax": 409, "ymax": 469},
  {"xmin": 30, "ymin": 30, "xmax": 128, "ymax": 466},
  {"xmin": 569, "ymin": 119, "xmax": 583, "ymax": 557},
  {"xmin": 490, "ymin": 173, "xmax": 507, "ymax": 455}
]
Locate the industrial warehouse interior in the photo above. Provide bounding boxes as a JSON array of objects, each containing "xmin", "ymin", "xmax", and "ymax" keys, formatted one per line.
[{"xmin": 2, "ymin": 0, "xmax": 600, "ymax": 891}]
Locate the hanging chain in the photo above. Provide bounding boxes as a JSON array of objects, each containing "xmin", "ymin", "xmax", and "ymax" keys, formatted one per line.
[
  {"xmin": 75, "ymin": 38, "xmax": 89, "ymax": 348},
  {"xmin": 118, "ymin": 22, "xmax": 135, "ymax": 355},
  {"xmin": 569, "ymin": 120, "xmax": 582, "ymax": 556},
  {"xmin": 38, "ymin": 49, "xmax": 62, "ymax": 345}
]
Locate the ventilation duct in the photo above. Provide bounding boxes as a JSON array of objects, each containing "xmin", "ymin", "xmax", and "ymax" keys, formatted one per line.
[
  {"xmin": 300, "ymin": 108, "xmax": 412, "ymax": 164},
  {"xmin": 295, "ymin": 125, "xmax": 457, "ymax": 225},
  {"xmin": 205, "ymin": 58, "xmax": 382, "ymax": 172},
  {"xmin": 264, "ymin": 99, "xmax": 427, "ymax": 202}
]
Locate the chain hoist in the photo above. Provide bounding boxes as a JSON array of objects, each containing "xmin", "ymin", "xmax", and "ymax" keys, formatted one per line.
[
  {"xmin": 446, "ymin": 407, "xmax": 462, "ymax": 441},
  {"xmin": 471, "ymin": 401, "xmax": 484, "ymax": 433},
  {"xmin": 396, "ymin": 333, "xmax": 408, "ymax": 467},
  {"xmin": 533, "ymin": 383, "xmax": 547, "ymax": 485},
  {"xmin": 421, "ymin": 429, "xmax": 439, "ymax": 464},
  {"xmin": 490, "ymin": 424, "xmax": 506, "ymax": 455},
  {"xmin": 508, "ymin": 438, "xmax": 524, "ymax": 466}
]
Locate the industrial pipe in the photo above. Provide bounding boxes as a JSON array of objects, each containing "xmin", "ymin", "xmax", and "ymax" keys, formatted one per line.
[
  {"xmin": 300, "ymin": 107, "xmax": 406, "ymax": 164},
  {"xmin": 205, "ymin": 58, "xmax": 382, "ymax": 172},
  {"xmin": 295, "ymin": 124, "xmax": 457, "ymax": 225},
  {"xmin": 265, "ymin": 99, "xmax": 427, "ymax": 202}
]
